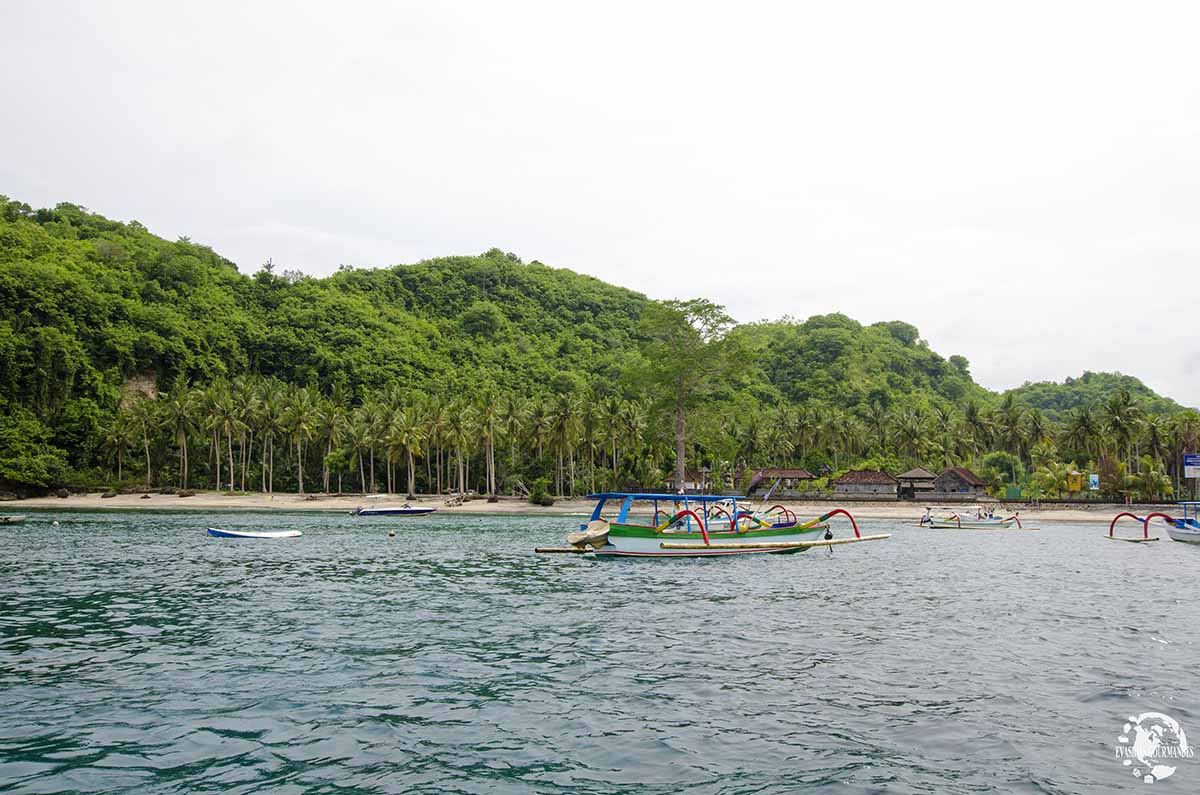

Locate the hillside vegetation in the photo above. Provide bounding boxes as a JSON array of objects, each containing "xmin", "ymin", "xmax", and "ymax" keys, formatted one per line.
[{"xmin": 1, "ymin": 197, "xmax": 1196, "ymax": 501}]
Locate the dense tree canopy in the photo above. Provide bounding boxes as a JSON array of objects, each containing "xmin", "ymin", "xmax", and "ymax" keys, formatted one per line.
[{"xmin": 1, "ymin": 196, "xmax": 1195, "ymax": 500}]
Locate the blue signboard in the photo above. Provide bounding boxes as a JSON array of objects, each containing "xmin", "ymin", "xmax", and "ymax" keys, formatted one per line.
[
  {"xmin": 1186, "ymin": 454, "xmax": 1200, "ymax": 479},
  {"xmin": 1089, "ymin": 473, "xmax": 1100, "ymax": 491}
]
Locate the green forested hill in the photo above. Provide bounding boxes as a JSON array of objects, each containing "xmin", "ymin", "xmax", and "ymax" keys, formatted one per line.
[
  {"xmin": 1, "ymin": 197, "xmax": 1196, "ymax": 499},
  {"xmin": 1006, "ymin": 372, "xmax": 1185, "ymax": 419}
]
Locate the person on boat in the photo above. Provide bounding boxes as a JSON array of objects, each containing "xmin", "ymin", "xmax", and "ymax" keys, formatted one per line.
[{"xmin": 920, "ymin": 507, "xmax": 931, "ymax": 525}]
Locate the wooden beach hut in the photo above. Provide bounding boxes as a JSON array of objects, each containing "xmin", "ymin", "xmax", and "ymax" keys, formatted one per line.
[
  {"xmin": 832, "ymin": 470, "xmax": 899, "ymax": 499},
  {"xmin": 896, "ymin": 467, "xmax": 937, "ymax": 500},
  {"xmin": 933, "ymin": 467, "xmax": 986, "ymax": 497}
]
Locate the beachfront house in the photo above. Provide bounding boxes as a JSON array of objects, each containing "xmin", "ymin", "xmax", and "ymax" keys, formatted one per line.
[
  {"xmin": 933, "ymin": 467, "xmax": 986, "ymax": 497},
  {"xmin": 831, "ymin": 470, "xmax": 899, "ymax": 499},
  {"xmin": 896, "ymin": 467, "xmax": 937, "ymax": 500},
  {"xmin": 745, "ymin": 467, "xmax": 816, "ymax": 497},
  {"xmin": 664, "ymin": 468, "xmax": 709, "ymax": 494}
]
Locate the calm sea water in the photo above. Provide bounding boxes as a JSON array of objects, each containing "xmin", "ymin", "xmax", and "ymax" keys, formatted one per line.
[{"xmin": 2, "ymin": 510, "xmax": 1198, "ymax": 794}]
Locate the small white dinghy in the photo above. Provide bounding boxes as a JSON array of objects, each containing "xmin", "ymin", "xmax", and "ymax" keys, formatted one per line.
[{"xmin": 207, "ymin": 527, "xmax": 302, "ymax": 539}]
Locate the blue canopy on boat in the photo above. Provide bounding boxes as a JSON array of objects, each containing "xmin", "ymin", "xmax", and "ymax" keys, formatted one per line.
[{"xmin": 586, "ymin": 492, "xmax": 745, "ymax": 502}]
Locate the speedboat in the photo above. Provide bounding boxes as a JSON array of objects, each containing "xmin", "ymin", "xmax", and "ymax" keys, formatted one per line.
[
  {"xmin": 207, "ymin": 527, "xmax": 302, "ymax": 539},
  {"xmin": 352, "ymin": 503, "xmax": 437, "ymax": 517},
  {"xmin": 536, "ymin": 492, "xmax": 888, "ymax": 558}
]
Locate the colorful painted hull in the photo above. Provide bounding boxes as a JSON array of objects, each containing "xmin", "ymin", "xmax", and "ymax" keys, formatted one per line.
[{"xmin": 592, "ymin": 522, "xmax": 829, "ymax": 558}]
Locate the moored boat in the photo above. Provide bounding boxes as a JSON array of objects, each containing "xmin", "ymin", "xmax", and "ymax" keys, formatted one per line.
[
  {"xmin": 0, "ymin": 515, "xmax": 27, "ymax": 525},
  {"xmin": 1165, "ymin": 502, "xmax": 1200, "ymax": 544},
  {"xmin": 352, "ymin": 503, "xmax": 437, "ymax": 517},
  {"xmin": 207, "ymin": 527, "xmax": 302, "ymax": 539},
  {"xmin": 537, "ymin": 493, "xmax": 888, "ymax": 558},
  {"xmin": 920, "ymin": 506, "xmax": 1023, "ymax": 529}
]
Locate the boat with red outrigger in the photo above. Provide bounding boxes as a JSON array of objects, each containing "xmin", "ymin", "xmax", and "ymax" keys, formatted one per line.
[
  {"xmin": 1107, "ymin": 501, "xmax": 1200, "ymax": 544},
  {"xmin": 535, "ymin": 492, "xmax": 889, "ymax": 558}
]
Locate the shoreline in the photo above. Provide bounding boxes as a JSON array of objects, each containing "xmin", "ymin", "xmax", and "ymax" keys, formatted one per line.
[{"xmin": 6, "ymin": 491, "xmax": 1174, "ymax": 524}]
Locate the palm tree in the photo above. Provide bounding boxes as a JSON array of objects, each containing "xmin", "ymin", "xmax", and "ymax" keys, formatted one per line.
[
  {"xmin": 283, "ymin": 386, "xmax": 318, "ymax": 494},
  {"xmin": 1102, "ymin": 389, "xmax": 1142, "ymax": 468},
  {"xmin": 258, "ymin": 387, "xmax": 285, "ymax": 493},
  {"xmin": 861, "ymin": 401, "xmax": 889, "ymax": 453},
  {"xmin": 162, "ymin": 380, "xmax": 198, "ymax": 489},
  {"xmin": 1062, "ymin": 406, "xmax": 1100, "ymax": 459},
  {"xmin": 101, "ymin": 414, "xmax": 136, "ymax": 483},
  {"xmin": 443, "ymin": 401, "xmax": 476, "ymax": 494},
  {"xmin": 231, "ymin": 376, "xmax": 259, "ymax": 492},
  {"xmin": 499, "ymin": 392, "xmax": 527, "ymax": 474},
  {"xmin": 348, "ymin": 413, "xmax": 372, "ymax": 494},
  {"xmin": 995, "ymin": 394, "xmax": 1027, "ymax": 458},
  {"xmin": 129, "ymin": 397, "xmax": 157, "ymax": 486},
  {"xmin": 389, "ymin": 406, "xmax": 425, "ymax": 498},
  {"xmin": 210, "ymin": 390, "xmax": 239, "ymax": 491},
  {"xmin": 599, "ymin": 396, "xmax": 624, "ymax": 480},
  {"xmin": 548, "ymin": 393, "xmax": 581, "ymax": 496},
  {"xmin": 476, "ymin": 394, "xmax": 500, "ymax": 498}
]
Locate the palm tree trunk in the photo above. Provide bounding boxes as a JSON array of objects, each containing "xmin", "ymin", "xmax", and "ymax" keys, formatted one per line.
[
  {"xmin": 296, "ymin": 441, "xmax": 305, "ymax": 495},
  {"xmin": 359, "ymin": 454, "xmax": 366, "ymax": 494},
  {"xmin": 369, "ymin": 447, "xmax": 375, "ymax": 494},
  {"xmin": 227, "ymin": 430, "xmax": 235, "ymax": 491},
  {"xmin": 407, "ymin": 449, "xmax": 416, "ymax": 499}
]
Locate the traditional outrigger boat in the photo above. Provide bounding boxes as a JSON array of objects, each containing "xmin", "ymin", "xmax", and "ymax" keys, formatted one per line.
[
  {"xmin": 0, "ymin": 515, "xmax": 27, "ymax": 525},
  {"xmin": 536, "ymin": 492, "xmax": 889, "ymax": 558},
  {"xmin": 1109, "ymin": 502, "xmax": 1200, "ymax": 544},
  {"xmin": 920, "ymin": 507, "xmax": 1024, "ymax": 529}
]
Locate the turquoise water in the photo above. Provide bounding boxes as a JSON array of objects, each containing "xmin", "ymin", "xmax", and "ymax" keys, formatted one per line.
[{"xmin": 2, "ymin": 511, "xmax": 1198, "ymax": 793}]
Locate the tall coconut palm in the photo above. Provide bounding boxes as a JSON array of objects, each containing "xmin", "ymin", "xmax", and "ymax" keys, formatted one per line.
[
  {"xmin": 547, "ymin": 393, "xmax": 581, "ymax": 496},
  {"xmin": 498, "ymin": 392, "xmax": 528, "ymax": 473},
  {"xmin": 1062, "ymin": 405, "xmax": 1100, "ymax": 459},
  {"xmin": 258, "ymin": 386, "xmax": 286, "ymax": 493},
  {"xmin": 316, "ymin": 397, "xmax": 348, "ymax": 494},
  {"xmin": 389, "ymin": 406, "xmax": 425, "ymax": 498},
  {"xmin": 210, "ymin": 390, "xmax": 239, "ymax": 491},
  {"xmin": 231, "ymin": 376, "xmax": 259, "ymax": 491},
  {"xmin": 476, "ymin": 394, "xmax": 501, "ymax": 498},
  {"xmin": 443, "ymin": 401, "xmax": 476, "ymax": 494},
  {"xmin": 162, "ymin": 380, "xmax": 198, "ymax": 489},
  {"xmin": 283, "ymin": 386, "xmax": 318, "ymax": 494},
  {"xmin": 347, "ymin": 413, "xmax": 372, "ymax": 494},
  {"xmin": 128, "ymin": 397, "xmax": 157, "ymax": 487},
  {"xmin": 101, "ymin": 414, "xmax": 137, "ymax": 483}
]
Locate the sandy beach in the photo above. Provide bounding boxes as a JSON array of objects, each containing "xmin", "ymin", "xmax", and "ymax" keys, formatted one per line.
[{"xmin": 8, "ymin": 491, "xmax": 1174, "ymax": 525}]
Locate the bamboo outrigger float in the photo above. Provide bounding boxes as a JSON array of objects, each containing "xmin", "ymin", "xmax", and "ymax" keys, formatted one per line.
[
  {"xmin": 536, "ymin": 492, "xmax": 889, "ymax": 558},
  {"xmin": 1108, "ymin": 502, "xmax": 1200, "ymax": 543}
]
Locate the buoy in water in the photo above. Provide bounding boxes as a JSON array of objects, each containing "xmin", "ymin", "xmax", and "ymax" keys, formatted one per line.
[
  {"xmin": 52, "ymin": 520, "xmax": 60, "ymax": 526},
  {"xmin": 387, "ymin": 530, "xmax": 396, "ymax": 538}
]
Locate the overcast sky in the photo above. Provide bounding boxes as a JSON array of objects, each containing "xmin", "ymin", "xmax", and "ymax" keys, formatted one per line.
[{"xmin": 3, "ymin": 2, "xmax": 1198, "ymax": 405}]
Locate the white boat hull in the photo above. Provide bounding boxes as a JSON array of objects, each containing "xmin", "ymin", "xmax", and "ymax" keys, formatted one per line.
[
  {"xmin": 1166, "ymin": 525, "xmax": 1200, "ymax": 544},
  {"xmin": 926, "ymin": 518, "xmax": 1016, "ymax": 529},
  {"xmin": 208, "ymin": 527, "xmax": 302, "ymax": 539}
]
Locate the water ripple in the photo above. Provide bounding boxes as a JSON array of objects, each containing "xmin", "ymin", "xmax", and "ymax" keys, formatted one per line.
[{"xmin": 2, "ymin": 511, "xmax": 1199, "ymax": 793}]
